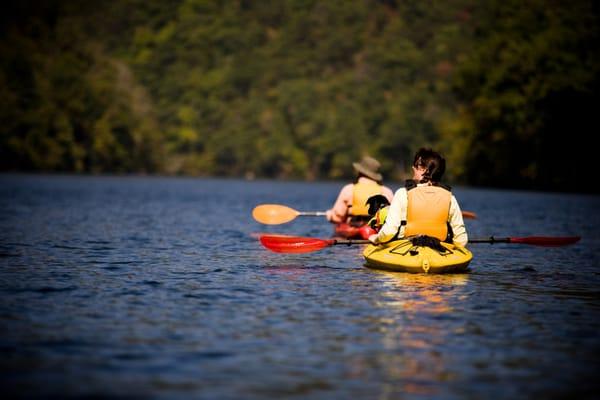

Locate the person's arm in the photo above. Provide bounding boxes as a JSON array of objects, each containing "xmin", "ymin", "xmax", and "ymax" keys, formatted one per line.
[
  {"xmin": 326, "ymin": 184, "xmax": 353, "ymax": 223},
  {"xmin": 449, "ymin": 196, "xmax": 468, "ymax": 246},
  {"xmin": 369, "ymin": 188, "xmax": 405, "ymax": 244}
]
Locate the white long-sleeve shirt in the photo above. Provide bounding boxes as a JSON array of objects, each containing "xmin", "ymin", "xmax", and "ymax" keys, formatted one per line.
[{"xmin": 373, "ymin": 185, "xmax": 468, "ymax": 246}]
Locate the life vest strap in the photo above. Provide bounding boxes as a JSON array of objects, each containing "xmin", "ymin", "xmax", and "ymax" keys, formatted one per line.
[
  {"xmin": 410, "ymin": 235, "xmax": 451, "ymax": 254},
  {"xmin": 405, "ymin": 179, "xmax": 451, "ymax": 192}
]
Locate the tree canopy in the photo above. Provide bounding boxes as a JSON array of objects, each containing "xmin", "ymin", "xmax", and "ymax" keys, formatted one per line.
[{"xmin": 1, "ymin": 0, "xmax": 598, "ymax": 192}]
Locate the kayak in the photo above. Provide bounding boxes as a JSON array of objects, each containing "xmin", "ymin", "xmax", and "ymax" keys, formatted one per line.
[
  {"xmin": 363, "ymin": 239, "xmax": 473, "ymax": 273},
  {"xmin": 334, "ymin": 223, "xmax": 376, "ymax": 239}
]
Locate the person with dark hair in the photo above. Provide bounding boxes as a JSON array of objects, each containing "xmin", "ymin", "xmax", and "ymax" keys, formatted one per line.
[
  {"xmin": 368, "ymin": 148, "xmax": 468, "ymax": 246},
  {"xmin": 326, "ymin": 156, "xmax": 394, "ymax": 225}
]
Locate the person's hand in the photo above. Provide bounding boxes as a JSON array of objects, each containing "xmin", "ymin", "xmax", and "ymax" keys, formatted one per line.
[
  {"xmin": 368, "ymin": 234, "xmax": 379, "ymax": 244},
  {"xmin": 326, "ymin": 210, "xmax": 334, "ymax": 222}
]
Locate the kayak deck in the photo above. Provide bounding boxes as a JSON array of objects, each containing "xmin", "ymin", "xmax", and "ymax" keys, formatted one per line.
[{"xmin": 363, "ymin": 239, "xmax": 473, "ymax": 273}]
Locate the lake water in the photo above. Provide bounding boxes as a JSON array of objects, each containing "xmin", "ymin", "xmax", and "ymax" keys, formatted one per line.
[{"xmin": 1, "ymin": 175, "xmax": 599, "ymax": 399}]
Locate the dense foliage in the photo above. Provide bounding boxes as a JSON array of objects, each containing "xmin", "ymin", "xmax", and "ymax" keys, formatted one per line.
[{"xmin": 1, "ymin": 0, "xmax": 598, "ymax": 191}]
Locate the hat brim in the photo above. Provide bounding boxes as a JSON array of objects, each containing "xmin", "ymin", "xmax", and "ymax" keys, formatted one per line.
[{"xmin": 353, "ymin": 162, "xmax": 382, "ymax": 181}]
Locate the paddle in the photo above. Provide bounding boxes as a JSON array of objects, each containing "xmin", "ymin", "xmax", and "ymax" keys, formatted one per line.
[
  {"xmin": 259, "ymin": 234, "xmax": 581, "ymax": 253},
  {"xmin": 252, "ymin": 204, "xmax": 327, "ymax": 225},
  {"xmin": 253, "ymin": 204, "xmax": 477, "ymax": 225}
]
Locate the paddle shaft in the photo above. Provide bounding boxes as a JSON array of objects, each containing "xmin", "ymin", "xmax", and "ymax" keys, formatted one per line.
[
  {"xmin": 259, "ymin": 234, "xmax": 580, "ymax": 253},
  {"xmin": 298, "ymin": 211, "xmax": 327, "ymax": 217},
  {"xmin": 468, "ymin": 236, "xmax": 580, "ymax": 246},
  {"xmin": 299, "ymin": 211, "xmax": 475, "ymax": 218},
  {"xmin": 331, "ymin": 239, "xmax": 370, "ymax": 245},
  {"xmin": 339, "ymin": 238, "xmax": 516, "ymax": 245},
  {"xmin": 300, "ymin": 211, "xmax": 475, "ymax": 218},
  {"xmin": 337, "ymin": 237, "xmax": 581, "ymax": 245},
  {"xmin": 469, "ymin": 237, "xmax": 513, "ymax": 244},
  {"xmin": 253, "ymin": 203, "xmax": 477, "ymax": 225}
]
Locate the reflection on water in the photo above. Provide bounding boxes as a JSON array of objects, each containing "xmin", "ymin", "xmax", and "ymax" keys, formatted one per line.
[
  {"xmin": 1, "ymin": 175, "xmax": 599, "ymax": 399},
  {"xmin": 369, "ymin": 271, "xmax": 470, "ymax": 397},
  {"xmin": 374, "ymin": 271, "xmax": 470, "ymax": 313}
]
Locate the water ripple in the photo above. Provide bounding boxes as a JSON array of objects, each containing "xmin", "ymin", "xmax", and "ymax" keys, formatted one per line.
[{"xmin": 0, "ymin": 176, "xmax": 599, "ymax": 399}]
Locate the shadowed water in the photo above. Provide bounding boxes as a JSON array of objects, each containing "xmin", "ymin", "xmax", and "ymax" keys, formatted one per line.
[{"xmin": 1, "ymin": 175, "xmax": 599, "ymax": 399}]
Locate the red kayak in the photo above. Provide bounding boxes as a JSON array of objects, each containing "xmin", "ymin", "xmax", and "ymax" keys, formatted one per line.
[{"xmin": 334, "ymin": 223, "xmax": 376, "ymax": 239}]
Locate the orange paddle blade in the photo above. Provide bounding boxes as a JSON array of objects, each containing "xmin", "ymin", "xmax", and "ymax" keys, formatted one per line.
[{"xmin": 252, "ymin": 204, "xmax": 300, "ymax": 224}]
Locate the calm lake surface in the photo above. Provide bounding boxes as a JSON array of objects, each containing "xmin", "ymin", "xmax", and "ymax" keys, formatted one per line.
[{"xmin": 1, "ymin": 174, "xmax": 599, "ymax": 399}]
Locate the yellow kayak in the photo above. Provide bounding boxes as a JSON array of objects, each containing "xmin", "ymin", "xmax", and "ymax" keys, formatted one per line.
[{"xmin": 363, "ymin": 239, "xmax": 473, "ymax": 273}]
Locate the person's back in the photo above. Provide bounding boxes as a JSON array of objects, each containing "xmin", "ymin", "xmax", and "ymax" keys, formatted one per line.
[
  {"xmin": 368, "ymin": 148, "xmax": 468, "ymax": 247},
  {"xmin": 326, "ymin": 156, "xmax": 394, "ymax": 224}
]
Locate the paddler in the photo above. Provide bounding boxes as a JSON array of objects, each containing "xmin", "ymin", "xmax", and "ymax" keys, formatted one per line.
[
  {"xmin": 368, "ymin": 148, "xmax": 468, "ymax": 247},
  {"xmin": 325, "ymin": 156, "xmax": 394, "ymax": 227}
]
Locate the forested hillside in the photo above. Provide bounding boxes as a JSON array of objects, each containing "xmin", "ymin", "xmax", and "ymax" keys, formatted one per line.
[{"xmin": 1, "ymin": 0, "xmax": 598, "ymax": 192}]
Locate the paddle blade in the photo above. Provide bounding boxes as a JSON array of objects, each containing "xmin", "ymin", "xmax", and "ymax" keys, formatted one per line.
[
  {"xmin": 259, "ymin": 235, "xmax": 333, "ymax": 253},
  {"xmin": 462, "ymin": 211, "xmax": 477, "ymax": 219},
  {"xmin": 252, "ymin": 204, "xmax": 300, "ymax": 224},
  {"xmin": 509, "ymin": 236, "xmax": 581, "ymax": 247}
]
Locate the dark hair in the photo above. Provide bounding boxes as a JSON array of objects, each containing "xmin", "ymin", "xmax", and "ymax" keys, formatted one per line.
[
  {"xmin": 413, "ymin": 148, "xmax": 446, "ymax": 183},
  {"xmin": 365, "ymin": 194, "xmax": 390, "ymax": 216}
]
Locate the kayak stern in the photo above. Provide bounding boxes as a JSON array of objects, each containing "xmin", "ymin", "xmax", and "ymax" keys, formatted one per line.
[{"xmin": 363, "ymin": 239, "xmax": 473, "ymax": 273}]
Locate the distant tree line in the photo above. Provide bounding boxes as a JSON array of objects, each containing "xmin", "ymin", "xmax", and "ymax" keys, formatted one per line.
[{"xmin": 1, "ymin": 0, "xmax": 598, "ymax": 192}]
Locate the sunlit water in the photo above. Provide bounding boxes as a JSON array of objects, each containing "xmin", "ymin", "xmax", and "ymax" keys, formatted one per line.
[{"xmin": 1, "ymin": 175, "xmax": 599, "ymax": 399}]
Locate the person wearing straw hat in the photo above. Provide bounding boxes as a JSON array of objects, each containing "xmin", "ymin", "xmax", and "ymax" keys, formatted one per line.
[{"xmin": 326, "ymin": 156, "xmax": 394, "ymax": 225}]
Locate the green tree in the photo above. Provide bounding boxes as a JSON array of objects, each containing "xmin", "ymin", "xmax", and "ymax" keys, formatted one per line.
[{"xmin": 453, "ymin": 0, "xmax": 600, "ymax": 190}]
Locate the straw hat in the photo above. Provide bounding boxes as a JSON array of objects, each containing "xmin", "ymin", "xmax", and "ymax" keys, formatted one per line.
[{"xmin": 353, "ymin": 156, "xmax": 383, "ymax": 181}]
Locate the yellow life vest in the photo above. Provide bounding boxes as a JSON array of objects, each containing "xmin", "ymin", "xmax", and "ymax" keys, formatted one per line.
[
  {"xmin": 351, "ymin": 181, "xmax": 383, "ymax": 216},
  {"xmin": 403, "ymin": 184, "xmax": 451, "ymax": 241}
]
